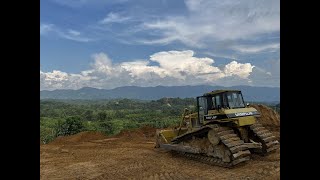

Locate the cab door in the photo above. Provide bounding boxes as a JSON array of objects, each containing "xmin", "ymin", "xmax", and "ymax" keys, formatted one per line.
[{"xmin": 197, "ymin": 96, "xmax": 208, "ymax": 126}]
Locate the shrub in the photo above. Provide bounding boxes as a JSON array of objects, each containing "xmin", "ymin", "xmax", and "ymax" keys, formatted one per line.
[{"xmin": 55, "ymin": 116, "xmax": 85, "ymax": 136}]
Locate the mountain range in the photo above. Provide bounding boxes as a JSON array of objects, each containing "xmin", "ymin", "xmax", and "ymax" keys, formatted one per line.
[{"xmin": 40, "ymin": 85, "xmax": 280, "ymax": 102}]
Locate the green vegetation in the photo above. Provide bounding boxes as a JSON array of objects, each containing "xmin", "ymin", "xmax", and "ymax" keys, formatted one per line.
[
  {"xmin": 40, "ymin": 98, "xmax": 280, "ymax": 144},
  {"xmin": 40, "ymin": 98, "xmax": 196, "ymax": 143}
]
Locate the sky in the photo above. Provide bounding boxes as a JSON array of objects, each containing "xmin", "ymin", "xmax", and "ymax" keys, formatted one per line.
[{"xmin": 40, "ymin": 0, "xmax": 280, "ymax": 90}]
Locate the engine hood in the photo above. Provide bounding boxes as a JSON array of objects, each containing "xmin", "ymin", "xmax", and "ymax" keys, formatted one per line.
[{"xmin": 224, "ymin": 107, "xmax": 260, "ymax": 118}]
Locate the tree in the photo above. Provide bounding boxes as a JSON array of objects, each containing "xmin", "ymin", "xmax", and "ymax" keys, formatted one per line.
[
  {"xmin": 83, "ymin": 110, "xmax": 93, "ymax": 121},
  {"xmin": 97, "ymin": 111, "xmax": 107, "ymax": 121},
  {"xmin": 55, "ymin": 116, "xmax": 84, "ymax": 136},
  {"xmin": 115, "ymin": 110, "xmax": 125, "ymax": 118},
  {"xmin": 99, "ymin": 121, "xmax": 114, "ymax": 134}
]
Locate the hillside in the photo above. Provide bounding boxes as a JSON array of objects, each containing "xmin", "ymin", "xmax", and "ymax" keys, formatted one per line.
[{"xmin": 41, "ymin": 85, "xmax": 280, "ymax": 102}]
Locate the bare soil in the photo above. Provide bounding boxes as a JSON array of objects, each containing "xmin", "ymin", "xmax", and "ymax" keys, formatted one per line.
[{"xmin": 40, "ymin": 105, "xmax": 280, "ymax": 180}]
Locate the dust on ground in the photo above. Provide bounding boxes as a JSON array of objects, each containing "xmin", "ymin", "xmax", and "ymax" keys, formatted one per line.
[{"xmin": 40, "ymin": 105, "xmax": 280, "ymax": 180}]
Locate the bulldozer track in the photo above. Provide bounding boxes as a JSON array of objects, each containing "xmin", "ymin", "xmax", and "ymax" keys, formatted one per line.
[
  {"xmin": 174, "ymin": 151, "xmax": 250, "ymax": 168},
  {"xmin": 250, "ymin": 123, "xmax": 280, "ymax": 154},
  {"xmin": 140, "ymin": 172, "xmax": 194, "ymax": 180},
  {"xmin": 170, "ymin": 125, "xmax": 251, "ymax": 167}
]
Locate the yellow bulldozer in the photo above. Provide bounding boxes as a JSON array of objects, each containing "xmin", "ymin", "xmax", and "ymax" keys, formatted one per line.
[{"xmin": 155, "ymin": 90, "xmax": 279, "ymax": 167}]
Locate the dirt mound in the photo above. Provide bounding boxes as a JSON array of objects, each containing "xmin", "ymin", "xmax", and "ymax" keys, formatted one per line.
[
  {"xmin": 49, "ymin": 131, "xmax": 107, "ymax": 145},
  {"xmin": 251, "ymin": 104, "xmax": 280, "ymax": 130},
  {"xmin": 115, "ymin": 126, "xmax": 157, "ymax": 139}
]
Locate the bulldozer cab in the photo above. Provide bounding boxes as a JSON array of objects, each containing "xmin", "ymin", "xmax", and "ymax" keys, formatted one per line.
[{"xmin": 196, "ymin": 90, "xmax": 246, "ymax": 126}]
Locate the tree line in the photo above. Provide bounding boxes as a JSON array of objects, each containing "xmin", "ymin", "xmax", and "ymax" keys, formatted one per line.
[
  {"xmin": 40, "ymin": 98, "xmax": 196, "ymax": 143},
  {"xmin": 40, "ymin": 98, "xmax": 279, "ymax": 144}
]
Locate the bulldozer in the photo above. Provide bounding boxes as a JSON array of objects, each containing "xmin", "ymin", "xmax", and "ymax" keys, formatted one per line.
[{"xmin": 155, "ymin": 90, "xmax": 280, "ymax": 167}]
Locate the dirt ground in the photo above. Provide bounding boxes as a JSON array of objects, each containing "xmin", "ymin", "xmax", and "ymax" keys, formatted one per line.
[{"xmin": 40, "ymin": 105, "xmax": 280, "ymax": 180}]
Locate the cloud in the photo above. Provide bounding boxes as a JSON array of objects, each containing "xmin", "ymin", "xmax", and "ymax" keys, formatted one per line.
[
  {"xmin": 138, "ymin": 0, "xmax": 279, "ymax": 47},
  {"xmin": 223, "ymin": 61, "xmax": 254, "ymax": 78},
  {"xmin": 58, "ymin": 31, "xmax": 92, "ymax": 42},
  {"xmin": 40, "ymin": 70, "xmax": 96, "ymax": 90},
  {"xmin": 51, "ymin": 0, "xmax": 89, "ymax": 8},
  {"xmin": 40, "ymin": 50, "xmax": 256, "ymax": 90},
  {"xmin": 40, "ymin": 23, "xmax": 93, "ymax": 42},
  {"xmin": 52, "ymin": 0, "xmax": 128, "ymax": 8},
  {"xmin": 99, "ymin": 12, "xmax": 131, "ymax": 24},
  {"xmin": 68, "ymin": 29, "xmax": 81, "ymax": 36},
  {"xmin": 203, "ymin": 52, "xmax": 241, "ymax": 61},
  {"xmin": 46, "ymin": 0, "xmax": 279, "ymax": 54},
  {"xmin": 247, "ymin": 59, "xmax": 280, "ymax": 87},
  {"xmin": 40, "ymin": 24, "xmax": 54, "ymax": 35},
  {"xmin": 231, "ymin": 43, "xmax": 280, "ymax": 53}
]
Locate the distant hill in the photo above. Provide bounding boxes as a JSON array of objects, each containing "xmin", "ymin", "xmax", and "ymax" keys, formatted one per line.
[{"xmin": 40, "ymin": 85, "xmax": 280, "ymax": 102}]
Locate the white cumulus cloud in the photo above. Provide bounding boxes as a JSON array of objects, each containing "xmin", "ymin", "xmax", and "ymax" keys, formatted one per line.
[
  {"xmin": 40, "ymin": 50, "xmax": 256, "ymax": 90},
  {"xmin": 223, "ymin": 61, "xmax": 254, "ymax": 78}
]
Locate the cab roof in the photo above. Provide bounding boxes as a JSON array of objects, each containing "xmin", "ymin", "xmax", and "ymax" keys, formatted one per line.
[{"xmin": 203, "ymin": 90, "xmax": 241, "ymax": 96}]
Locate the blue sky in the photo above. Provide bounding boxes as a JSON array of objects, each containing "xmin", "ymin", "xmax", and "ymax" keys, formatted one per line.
[{"xmin": 40, "ymin": 0, "xmax": 280, "ymax": 90}]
